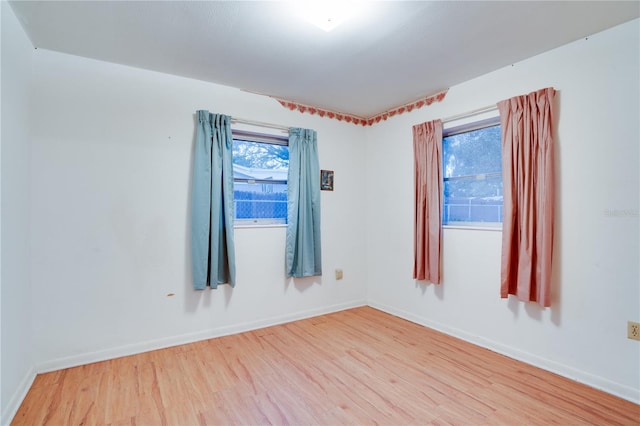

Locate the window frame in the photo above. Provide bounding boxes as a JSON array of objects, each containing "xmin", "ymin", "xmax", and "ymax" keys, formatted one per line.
[
  {"xmin": 442, "ymin": 115, "xmax": 503, "ymax": 231},
  {"xmin": 231, "ymin": 128, "xmax": 289, "ymax": 228}
]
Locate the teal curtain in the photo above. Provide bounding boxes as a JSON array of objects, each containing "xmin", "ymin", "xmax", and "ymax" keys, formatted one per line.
[
  {"xmin": 191, "ymin": 111, "xmax": 236, "ymax": 289},
  {"xmin": 286, "ymin": 128, "xmax": 322, "ymax": 277}
]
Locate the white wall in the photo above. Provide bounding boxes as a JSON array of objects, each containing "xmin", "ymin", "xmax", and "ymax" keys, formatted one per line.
[
  {"xmin": 1, "ymin": 1, "xmax": 35, "ymax": 423},
  {"xmin": 29, "ymin": 50, "xmax": 368, "ymax": 370},
  {"xmin": 365, "ymin": 19, "xmax": 640, "ymax": 402}
]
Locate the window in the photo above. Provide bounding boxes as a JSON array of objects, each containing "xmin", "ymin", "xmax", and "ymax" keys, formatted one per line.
[
  {"xmin": 232, "ymin": 129, "xmax": 289, "ymax": 226},
  {"xmin": 442, "ymin": 117, "xmax": 502, "ymax": 227}
]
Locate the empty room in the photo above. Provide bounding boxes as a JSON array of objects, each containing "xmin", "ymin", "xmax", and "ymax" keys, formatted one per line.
[{"xmin": 1, "ymin": 0, "xmax": 639, "ymax": 424}]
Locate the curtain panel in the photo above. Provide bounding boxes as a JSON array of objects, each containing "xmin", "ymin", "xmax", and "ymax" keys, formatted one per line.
[
  {"xmin": 498, "ymin": 88, "xmax": 556, "ymax": 307},
  {"xmin": 413, "ymin": 120, "xmax": 443, "ymax": 283},
  {"xmin": 191, "ymin": 111, "xmax": 236, "ymax": 290},
  {"xmin": 286, "ymin": 128, "xmax": 322, "ymax": 277}
]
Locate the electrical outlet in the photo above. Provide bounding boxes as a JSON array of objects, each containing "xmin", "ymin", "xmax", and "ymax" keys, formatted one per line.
[
  {"xmin": 335, "ymin": 269, "xmax": 343, "ymax": 280},
  {"xmin": 628, "ymin": 321, "xmax": 640, "ymax": 341}
]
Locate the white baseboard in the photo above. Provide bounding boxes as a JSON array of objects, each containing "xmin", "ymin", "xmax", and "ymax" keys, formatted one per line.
[
  {"xmin": 368, "ymin": 300, "xmax": 640, "ymax": 405},
  {"xmin": 1, "ymin": 366, "xmax": 36, "ymax": 426},
  {"xmin": 37, "ymin": 299, "xmax": 367, "ymax": 374}
]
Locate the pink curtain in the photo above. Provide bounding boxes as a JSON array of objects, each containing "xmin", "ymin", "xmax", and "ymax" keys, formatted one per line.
[
  {"xmin": 498, "ymin": 88, "xmax": 556, "ymax": 307},
  {"xmin": 413, "ymin": 120, "xmax": 443, "ymax": 283}
]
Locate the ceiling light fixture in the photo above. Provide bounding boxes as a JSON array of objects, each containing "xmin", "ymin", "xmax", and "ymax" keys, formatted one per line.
[{"xmin": 296, "ymin": 1, "xmax": 363, "ymax": 32}]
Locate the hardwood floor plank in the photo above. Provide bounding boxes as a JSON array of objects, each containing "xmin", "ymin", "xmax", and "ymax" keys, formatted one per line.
[
  {"xmin": 12, "ymin": 307, "xmax": 640, "ymax": 425},
  {"xmin": 10, "ymin": 383, "xmax": 53, "ymax": 425}
]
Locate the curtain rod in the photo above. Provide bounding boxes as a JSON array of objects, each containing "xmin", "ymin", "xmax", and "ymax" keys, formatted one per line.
[
  {"xmin": 231, "ymin": 117, "xmax": 290, "ymax": 132},
  {"xmin": 442, "ymin": 104, "xmax": 498, "ymax": 124}
]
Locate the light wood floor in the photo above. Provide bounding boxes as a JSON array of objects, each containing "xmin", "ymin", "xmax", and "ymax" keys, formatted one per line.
[{"xmin": 12, "ymin": 307, "xmax": 640, "ymax": 425}]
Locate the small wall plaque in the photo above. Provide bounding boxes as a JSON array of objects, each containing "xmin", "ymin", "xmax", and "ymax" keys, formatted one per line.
[{"xmin": 321, "ymin": 170, "xmax": 334, "ymax": 191}]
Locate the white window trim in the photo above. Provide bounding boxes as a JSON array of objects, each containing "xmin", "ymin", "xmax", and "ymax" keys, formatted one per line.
[
  {"xmin": 234, "ymin": 221, "xmax": 287, "ymax": 229},
  {"xmin": 443, "ymin": 224, "xmax": 502, "ymax": 232},
  {"xmin": 442, "ymin": 113, "xmax": 502, "ymax": 230}
]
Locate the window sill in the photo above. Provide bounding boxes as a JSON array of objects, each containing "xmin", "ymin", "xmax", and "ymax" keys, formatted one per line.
[
  {"xmin": 234, "ymin": 223, "xmax": 287, "ymax": 229},
  {"xmin": 443, "ymin": 225, "xmax": 502, "ymax": 232}
]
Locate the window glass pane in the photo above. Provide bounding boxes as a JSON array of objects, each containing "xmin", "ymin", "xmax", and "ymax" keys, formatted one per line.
[
  {"xmin": 234, "ymin": 182, "xmax": 288, "ymax": 223},
  {"xmin": 443, "ymin": 125, "xmax": 501, "ymax": 178},
  {"xmin": 232, "ymin": 139, "xmax": 289, "ymax": 225},
  {"xmin": 232, "ymin": 140, "xmax": 288, "ymax": 176},
  {"xmin": 444, "ymin": 176, "xmax": 503, "ymax": 224},
  {"xmin": 443, "ymin": 123, "xmax": 502, "ymax": 226}
]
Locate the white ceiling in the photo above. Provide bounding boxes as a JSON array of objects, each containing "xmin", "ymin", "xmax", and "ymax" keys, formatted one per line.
[{"xmin": 9, "ymin": 1, "xmax": 640, "ymax": 118}]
